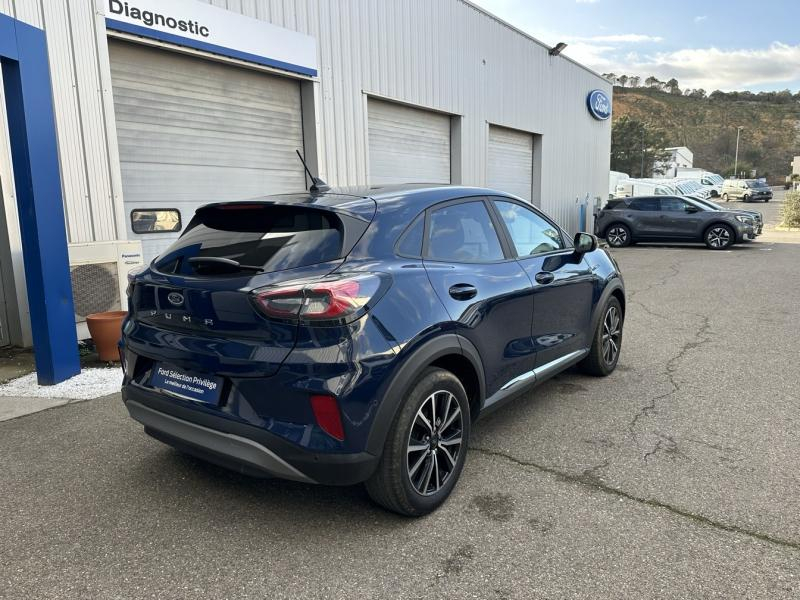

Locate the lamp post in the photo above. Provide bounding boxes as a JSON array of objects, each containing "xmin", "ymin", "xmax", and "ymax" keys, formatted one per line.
[{"xmin": 733, "ymin": 126, "xmax": 744, "ymax": 178}]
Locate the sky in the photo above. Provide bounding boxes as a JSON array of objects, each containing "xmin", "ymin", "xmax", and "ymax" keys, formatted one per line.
[{"xmin": 470, "ymin": 0, "xmax": 800, "ymax": 92}]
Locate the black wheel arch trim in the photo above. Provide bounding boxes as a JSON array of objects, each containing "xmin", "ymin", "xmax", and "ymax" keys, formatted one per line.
[
  {"xmin": 365, "ymin": 333, "xmax": 485, "ymax": 456},
  {"xmin": 590, "ymin": 278, "xmax": 626, "ymax": 335}
]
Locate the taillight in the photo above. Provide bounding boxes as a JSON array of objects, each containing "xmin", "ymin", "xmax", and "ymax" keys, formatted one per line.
[
  {"xmin": 310, "ymin": 394, "xmax": 345, "ymax": 441},
  {"xmin": 251, "ymin": 273, "xmax": 388, "ymax": 324}
]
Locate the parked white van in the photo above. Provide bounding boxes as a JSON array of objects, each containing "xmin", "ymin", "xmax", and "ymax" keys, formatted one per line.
[
  {"xmin": 614, "ymin": 178, "xmax": 679, "ymax": 198},
  {"xmin": 675, "ymin": 168, "xmax": 724, "ymax": 197}
]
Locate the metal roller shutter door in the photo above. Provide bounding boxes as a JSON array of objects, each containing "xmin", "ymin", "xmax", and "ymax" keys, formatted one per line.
[
  {"xmin": 368, "ymin": 99, "xmax": 451, "ymax": 185},
  {"xmin": 109, "ymin": 40, "xmax": 306, "ymax": 261},
  {"xmin": 487, "ymin": 125, "xmax": 533, "ymax": 202}
]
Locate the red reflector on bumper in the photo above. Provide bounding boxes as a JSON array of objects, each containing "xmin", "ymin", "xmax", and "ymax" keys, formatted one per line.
[{"xmin": 310, "ymin": 395, "xmax": 345, "ymax": 441}]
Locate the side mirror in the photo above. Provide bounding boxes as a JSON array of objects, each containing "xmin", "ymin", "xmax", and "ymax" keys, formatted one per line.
[{"xmin": 573, "ymin": 232, "xmax": 598, "ymax": 256}]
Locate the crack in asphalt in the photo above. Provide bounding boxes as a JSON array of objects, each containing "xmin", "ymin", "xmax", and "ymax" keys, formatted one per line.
[
  {"xmin": 470, "ymin": 445, "xmax": 800, "ymax": 552},
  {"xmin": 628, "ymin": 312, "xmax": 714, "ymax": 456},
  {"xmin": 627, "ymin": 261, "xmax": 682, "ymax": 302}
]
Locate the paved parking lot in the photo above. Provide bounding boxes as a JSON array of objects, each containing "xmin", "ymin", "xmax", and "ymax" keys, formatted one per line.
[{"xmin": 2, "ymin": 191, "xmax": 799, "ymax": 599}]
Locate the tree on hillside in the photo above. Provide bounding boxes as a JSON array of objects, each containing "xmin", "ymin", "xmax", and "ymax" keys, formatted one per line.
[
  {"xmin": 603, "ymin": 73, "xmax": 617, "ymax": 84},
  {"xmin": 666, "ymin": 78, "xmax": 681, "ymax": 94},
  {"xmin": 611, "ymin": 116, "xmax": 672, "ymax": 177},
  {"xmin": 618, "ymin": 75, "xmax": 629, "ymax": 87},
  {"xmin": 644, "ymin": 76, "xmax": 660, "ymax": 88},
  {"xmin": 628, "ymin": 75, "xmax": 641, "ymax": 88}
]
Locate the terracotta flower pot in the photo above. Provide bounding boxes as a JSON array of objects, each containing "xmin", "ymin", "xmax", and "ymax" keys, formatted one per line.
[{"xmin": 86, "ymin": 310, "xmax": 128, "ymax": 362}]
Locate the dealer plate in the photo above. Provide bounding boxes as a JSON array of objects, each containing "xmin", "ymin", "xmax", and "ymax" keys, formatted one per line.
[{"xmin": 150, "ymin": 364, "xmax": 223, "ymax": 406}]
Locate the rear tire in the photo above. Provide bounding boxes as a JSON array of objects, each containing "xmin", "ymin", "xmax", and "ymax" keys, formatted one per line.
[
  {"xmin": 365, "ymin": 368, "xmax": 470, "ymax": 517},
  {"xmin": 743, "ymin": 195, "xmax": 751, "ymax": 203},
  {"xmin": 579, "ymin": 297, "xmax": 623, "ymax": 377},
  {"xmin": 605, "ymin": 223, "xmax": 632, "ymax": 248},
  {"xmin": 705, "ymin": 224, "xmax": 735, "ymax": 250},
  {"xmin": 722, "ymin": 193, "xmax": 729, "ymax": 202}
]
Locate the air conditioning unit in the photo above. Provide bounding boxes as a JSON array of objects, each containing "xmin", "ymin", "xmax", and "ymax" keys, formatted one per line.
[{"xmin": 68, "ymin": 241, "xmax": 144, "ymax": 340}]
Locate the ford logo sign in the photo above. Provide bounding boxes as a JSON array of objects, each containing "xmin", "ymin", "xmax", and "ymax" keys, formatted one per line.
[
  {"xmin": 167, "ymin": 292, "xmax": 185, "ymax": 307},
  {"xmin": 587, "ymin": 89, "xmax": 612, "ymax": 120}
]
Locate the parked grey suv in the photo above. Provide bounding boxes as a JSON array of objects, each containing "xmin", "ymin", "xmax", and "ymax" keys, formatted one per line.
[
  {"xmin": 720, "ymin": 179, "xmax": 772, "ymax": 202},
  {"xmin": 595, "ymin": 196, "xmax": 755, "ymax": 250}
]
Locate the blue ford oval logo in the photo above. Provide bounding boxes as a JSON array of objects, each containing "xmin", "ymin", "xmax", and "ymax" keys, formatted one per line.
[
  {"xmin": 587, "ymin": 89, "xmax": 612, "ymax": 120},
  {"xmin": 167, "ymin": 292, "xmax": 184, "ymax": 307}
]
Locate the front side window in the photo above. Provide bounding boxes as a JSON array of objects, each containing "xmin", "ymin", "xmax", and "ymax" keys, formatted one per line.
[
  {"xmin": 493, "ymin": 200, "xmax": 564, "ymax": 256},
  {"xmin": 426, "ymin": 201, "xmax": 505, "ymax": 263}
]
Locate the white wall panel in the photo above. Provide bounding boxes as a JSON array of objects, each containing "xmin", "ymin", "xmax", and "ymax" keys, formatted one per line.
[
  {"xmin": 191, "ymin": 0, "xmax": 610, "ymax": 232},
  {"xmin": 1, "ymin": 0, "xmax": 122, "ymax": 244}
]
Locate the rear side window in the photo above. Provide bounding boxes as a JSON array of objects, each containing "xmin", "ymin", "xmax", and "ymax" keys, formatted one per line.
[
  {"xmin": 629, "ymin": 198, "xmax": 660, "ymax": 211},
  {"xmin": 154, "ymin": 205, "xmax": 364, "ymax": 275},
  {"xmin": 426, "ymin": 201, "xmax": 505, "ymax": 263},
  {"xmin": 396, "ymin": 213, "xmax": 424, "ymax": 257}
]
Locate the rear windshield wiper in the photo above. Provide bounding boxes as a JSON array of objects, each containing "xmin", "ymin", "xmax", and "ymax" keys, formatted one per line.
[{"xmin": 187, "ymin": 256, "xmax": 264, "ymax": 273}]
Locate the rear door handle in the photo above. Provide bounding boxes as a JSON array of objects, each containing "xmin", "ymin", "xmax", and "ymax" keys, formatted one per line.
[
  {"xmin": 535, "ymin": 272, "xmax": 555, "ymax": 285},
  {"xmin": 448, "ymin": 283, "xmax": 478, "ymax": 300}
]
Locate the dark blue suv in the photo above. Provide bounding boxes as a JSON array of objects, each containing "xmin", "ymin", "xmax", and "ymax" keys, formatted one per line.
[{"xmin": 121, "ymin": 185, "xmax": 625, "ymax": 516}]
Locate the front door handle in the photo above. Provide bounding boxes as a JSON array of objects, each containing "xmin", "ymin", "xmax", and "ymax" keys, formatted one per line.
[
  {"xmin": 448, "ymin": 283, "xmax": 478, "ymax": 301},
  {"xmin": 535, "ymin": 272, "xmax": 555, "ymax": 285}
]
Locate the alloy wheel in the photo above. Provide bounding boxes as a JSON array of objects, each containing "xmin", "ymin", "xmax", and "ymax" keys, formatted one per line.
[
  {"xmin": 406, "ymin": 390, "xmax": 463, "ymax": 496},
  {"xmin": 602, "ymin": 306, "xmax": 621, "ymax": 365},
  {"xmin": 707, "ymin": 227, "xmax": 731, "ymax": 248},
  {"xmin": 607, "ymin": 227, "xmax": 627, "ymax": 247}
]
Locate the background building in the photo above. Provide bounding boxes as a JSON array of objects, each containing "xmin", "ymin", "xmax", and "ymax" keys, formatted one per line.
[
  {"xmin": 654, "ymin": 146, "xmax": 694, "ymax": 178},
  {"xmin": 0, "ymin": 0, "xmax": 611, "ymax": 352}
]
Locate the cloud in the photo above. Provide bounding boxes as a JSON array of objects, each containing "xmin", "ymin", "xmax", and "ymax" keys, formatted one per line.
[
  {"xmin": 694, "ymin": 15, "xmax": 708, "ymax": 23},
  {"xmin": 585, "ymin": 43, "xmax": 800, "ymax": 91},
  {"xmin": 576, "ymin": 34, "xmax": 663, "ymax": 43}
]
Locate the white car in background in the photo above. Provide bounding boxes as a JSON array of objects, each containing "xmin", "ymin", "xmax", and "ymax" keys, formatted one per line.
[{"xmin": 676, "ymin": 168, "xmax": 725, "ymax": 197}]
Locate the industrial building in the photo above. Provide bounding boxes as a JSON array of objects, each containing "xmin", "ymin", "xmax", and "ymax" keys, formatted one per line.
[{"xmin": 0, "ymin": 0, "xmax": 611, "ymax": 381}]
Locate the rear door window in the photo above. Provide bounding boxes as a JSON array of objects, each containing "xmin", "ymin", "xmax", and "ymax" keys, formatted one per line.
[
  {"xmin": 629, "ymin": 198, "xmax": 660, "ymax": 211},
  {"xmin": 154, "ymin": 205, "xmax": 366, "ymax": 276},
  {"xmin": 425, "ymin": 201, "xmax": 505, "ymax": 262}
]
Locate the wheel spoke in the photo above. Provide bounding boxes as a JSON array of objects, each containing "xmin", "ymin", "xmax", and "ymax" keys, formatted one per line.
[
  {"xmin": 407, "ymin": 443, "xmax": 428, "ymax": 454},
  {"xmin": 440, "ymin": 435, "xmax": 462, "ymax": 447},
  {"xmin": 441, "ymin": 405, "xmax": 461, "ymax": 433},
  {"xmin": 433, "ymin": 452, "xmax": 441, "ymax": 492},
  {"xmin": 420, "ymin": 454, "xmax": 434, "ymax": 494},
  {"xmin": 440, "ymin": 445, "xmax": 457, "ymax": 467},
  {"xmin": 409, "ymin": 450, "xmax": 428, "ymax": 478}
]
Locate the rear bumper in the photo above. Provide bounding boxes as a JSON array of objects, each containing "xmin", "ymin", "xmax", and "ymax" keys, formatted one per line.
[{"xmin": 122, "ymin": 385, "xmax": 379, "ymax": 486}]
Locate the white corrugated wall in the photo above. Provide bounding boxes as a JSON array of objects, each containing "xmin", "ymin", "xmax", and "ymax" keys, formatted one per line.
[
  {"xmin": 0, "ymin": 0, "xmax": 124, "ymax": 245},
  {"xmin": 191, "ymin": 0, "xmax": 611, "ymax": 232},
  {"xmin": 1, "ymin": 0, "xmax": 610, "ymax": 246}
]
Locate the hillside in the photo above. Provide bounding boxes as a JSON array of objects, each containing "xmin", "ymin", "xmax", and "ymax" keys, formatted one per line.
[{"xmin": 612, "ymin": 87, "xmax": 800, "ymax": 183}]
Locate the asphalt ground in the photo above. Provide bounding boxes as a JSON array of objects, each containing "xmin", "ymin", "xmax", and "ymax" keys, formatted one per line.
[{"xmin": 2, "ymin": 190, "xmax": 799, "ymax": 599}]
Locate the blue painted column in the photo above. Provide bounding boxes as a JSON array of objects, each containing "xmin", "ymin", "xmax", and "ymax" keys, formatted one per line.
[{"xmin": 1, "ymin": 13, "xmax": 80, "ymax": 384}]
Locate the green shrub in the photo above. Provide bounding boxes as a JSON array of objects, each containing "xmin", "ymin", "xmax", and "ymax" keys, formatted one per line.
[{"xmin": 781, "ymin": 191, "xmax": 800, "ymax": 228}]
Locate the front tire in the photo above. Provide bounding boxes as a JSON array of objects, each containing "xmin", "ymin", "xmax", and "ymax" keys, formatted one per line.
[
  {"xmin": 722, "ymin": 193, "xmax": 729, "ymax": 202},
  {"xmin": 743, "ymin": 195, "xmax": 751, "ymax": 203},
  {"xmin": 579, "ymin": 297, "xmax": 623, "ymax": 377},
  {"xmin": 365, "ymin": 368, "xmax": 470, "ymax": 516},
  {"xmin": 705, "ymin": 224, "xmax": 735, "ymax": 250},
  {"xmin": 605, "ymin": 223, "xmax": 632, "ymax": 248}
]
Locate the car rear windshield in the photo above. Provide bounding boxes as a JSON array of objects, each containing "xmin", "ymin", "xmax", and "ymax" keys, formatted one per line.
[{"xmin": 153, "ymin": 204, "xmax": 367, "ymax": 276}]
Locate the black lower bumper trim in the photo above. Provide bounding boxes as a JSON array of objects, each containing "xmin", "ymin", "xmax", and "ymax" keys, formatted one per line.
[{"xmin": 122, "ymin": 385, "xmax": 379, "ymax": 486}]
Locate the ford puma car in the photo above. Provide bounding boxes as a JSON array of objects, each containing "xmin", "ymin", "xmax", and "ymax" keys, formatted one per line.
[{"xmin": 121, "ymin": 185, "xmax": 625, "ymax": 516}]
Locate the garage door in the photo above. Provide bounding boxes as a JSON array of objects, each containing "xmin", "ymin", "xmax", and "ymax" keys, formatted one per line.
[
  {"xmin": 368, "ymin": 99, "xmax": 450, "ymax": 185},
  {"xmin": 487, "ymin": 125, "xmax": 533, "ymax": 202},
  {"xmin": 109, "ymin": 40, "xmax": 306, "ymax": 261}
]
